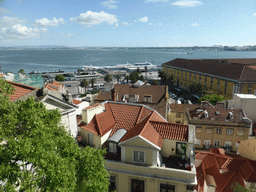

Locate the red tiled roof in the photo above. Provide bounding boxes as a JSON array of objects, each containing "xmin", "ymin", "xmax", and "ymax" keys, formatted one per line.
[
  {"xmin": 73, "ymin": 99, "xmax": 83, "ymax": 105},
  {"xmin": 162, "ymin": 58, "xmax": 256, "ymax": 82},
  {"xmin": 5, "ymin": 81, "xmax": 37, "ymax": 101},
  {"xmin": 95, "ymin": 84, "xmax": 167, "ymax": 104},
  {"xmin": 150, "ymin": 121, "xmax": 188, "ymax": 141},
  {"xmin": 195, "ymin": 150, "xmax": 256, "ymax": 192},
  {"xmin": 45, "ymin": 81, "xmax": 62, "ymax": 91},
  {"xmin": 119, "ymin": 112, "xmax": 163, "ymax": 148},
  {"xmin": 80, "ymin": 109, "xmax": 115, "ymax": 137}
]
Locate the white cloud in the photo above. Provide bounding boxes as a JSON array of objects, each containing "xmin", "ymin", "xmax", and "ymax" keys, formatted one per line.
[
  {"xmin": 191, "ymin": 23, "xmax": 199, "ymax": 26},
  {"xmin": 101, "ymin": 0, "xmax": 118, "ymax": 9},
  {"xmin": 145, "ymin": 0, "xmax": 170, "ymax": 2},
  {"xmin": 70, "ymin": 11, "xmax": 118, "ymax": 27},
  {"xmin": 0, "ymin": 16, "xmax": 46, "ymax": 39},
  {"xmin": 34, "ymin": 17, "xmax": 64, "ymax": 27},
  {"xmin": 138, "ymin": 16, "xmax": 148, "ymax": 22},
  {"xmin": 172, "ymin": 1, "xmax": 203, "ymax": 7},
  {"xmin": 147, "ymin": 23, "xmax": 162, "ymax": 26},
  {"xmin": 122, "ymin": 22, "xmax": 131, "ymax": 26}
]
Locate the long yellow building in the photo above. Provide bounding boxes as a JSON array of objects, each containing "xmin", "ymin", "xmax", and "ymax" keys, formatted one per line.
[{"xmin": 162, "ymin": 58, "xmax": 256, "ymax": 98}]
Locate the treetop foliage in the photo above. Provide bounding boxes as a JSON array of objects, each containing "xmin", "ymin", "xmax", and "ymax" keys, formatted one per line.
[
  {"xmin": 199, "ymin": 94, "xmax": 227, "ymax": 105},
  {"xmin": 55, "ymin": 74, "xmax": 65, "ymax": 81},
  {"xmin": 0, "ymin": 78, "xmax": 109, "ymax": 191}
]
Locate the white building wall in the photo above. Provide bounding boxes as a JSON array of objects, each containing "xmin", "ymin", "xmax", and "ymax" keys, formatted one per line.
[
  {"xmin": 101, "ymin": 129, "xmax": 112, "ymax": 145},
  {"xmin": 76, "ymin": 101, "xmax": 89, "ymax": 115},
  {"xmin": 82, "ymin": 104, "xmax": 105, "ymax": 124}
]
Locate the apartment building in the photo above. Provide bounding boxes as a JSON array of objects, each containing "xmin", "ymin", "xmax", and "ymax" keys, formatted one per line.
[
  {"xmin": 162, "ymin": 58, "xmax": 256, "ymax": 99},
  {"xmin": 94, "ymin": 84, "xmax": 168, "ymax": 119},
  {"xmin": 78, "ymin": 101, "xmax": 197, "ymax": 192},
  {"xmin": 186, "ymin": 101, "xmax": 252, "ymax": 152}
]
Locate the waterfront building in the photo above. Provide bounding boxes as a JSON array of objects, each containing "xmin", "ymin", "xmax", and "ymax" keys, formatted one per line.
[
  {"xmin": 162, "ymin": 58, "xmax": 256, "ymax": 99},
  {"xmin": 78, "ymin": 101, "xmax": 197, "ymax": 192}
]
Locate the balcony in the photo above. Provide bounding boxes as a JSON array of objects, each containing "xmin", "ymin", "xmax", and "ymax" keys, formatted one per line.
[{"xmin": 105, "ymin": 158, "xmax": 197, "ymax": 185}]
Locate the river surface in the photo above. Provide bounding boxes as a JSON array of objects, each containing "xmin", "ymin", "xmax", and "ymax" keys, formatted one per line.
[{"xmin": 0, "ymin": 48, "xmax": 256, "ymax": 73}]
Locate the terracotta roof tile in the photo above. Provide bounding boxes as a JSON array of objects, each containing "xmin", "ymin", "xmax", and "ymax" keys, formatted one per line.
[
  {"xmin": 5, "ymin": 81, "xmax": 36, "ymax": 101},
  {"xmin": 73, "ymin": 99, "xmax": 83, "ymax": 105},
  {"xmin": 95, "ymin": 84, "xmax": 166, "ymax": 104},
  {"xmin": 162, "ymin": 58, "xmax": 256, "ymax": 82},
  {"xmin": 196, "ymin": 150, "xmax": 256, "ymax": 192},
  {"xmin": 45, "ymin": 81, "xmax": 62, "ymax": 91},
  {"xmin": 150, "ymin": 121, "xmax": 188, "ymax": 141}
]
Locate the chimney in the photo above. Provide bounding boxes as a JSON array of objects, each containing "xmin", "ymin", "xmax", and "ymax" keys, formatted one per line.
[
  {"xmin": 111, "ymin": 88, "xmax": 116, "ymax": 102},
  {"xmin": 201, "ymin": 101, "xmax": 210, "ymax": 109}
]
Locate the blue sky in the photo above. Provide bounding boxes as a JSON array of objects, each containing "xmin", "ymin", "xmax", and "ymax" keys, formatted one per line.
[{"xmin": 0, "ymin": 0, "xmax": 256, "ymax": 47}]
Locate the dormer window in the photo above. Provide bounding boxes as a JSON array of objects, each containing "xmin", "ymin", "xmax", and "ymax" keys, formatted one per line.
[
  {"xmin": 133, "ymin": 150, "xmax": 145, "ymax": 162},
  {"xmin": 143, "ymin": 95, "xmax": 152, "ymax": 103},
  {"xmin": 108, "ymin": 142, "xmax": 117, "ymax": 153},
  {"xmin": 227, "ymin": 112, "xmax": 233, "ymax": 119}
]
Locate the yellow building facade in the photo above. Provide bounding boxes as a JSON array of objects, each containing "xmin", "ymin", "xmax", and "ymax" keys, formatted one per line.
[{"xmin": 162, "ymin": 59, "xmax": 256, "ymax": 99}]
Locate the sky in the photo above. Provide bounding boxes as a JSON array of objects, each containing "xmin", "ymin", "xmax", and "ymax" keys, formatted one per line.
[{"xmin": 0, "ymin": 0, "xmax": 256, "ymax": 47}]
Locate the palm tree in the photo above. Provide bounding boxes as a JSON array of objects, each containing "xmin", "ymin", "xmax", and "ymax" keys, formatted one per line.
[
  {"xmin": 125, "ymin": 75, "xmax": 129, "ymax": 84},
  {"xmin": 167, "ymin": 75, "xmax": 175, "ymax": 92},
  {"xmin": 115, "ymin": 74, "xmax": 121, "ymax": 84},
  {"xmin": 158, "ymin": 70, "xmax": 167, "ymax": 85},
  {"xmin": 90, "ymin": 78, "xmax": 95, "ymax": 87},
  {"xmin": 104, "ymin": 74, "xmax": 112, "ymax": 83},
  {"xmin": 144, "ymin": 66, "xmax": 148, "ymax": 81},
  {"xmin": 80, "ymin": 79, "xmax": 89, "ymax": 94}
]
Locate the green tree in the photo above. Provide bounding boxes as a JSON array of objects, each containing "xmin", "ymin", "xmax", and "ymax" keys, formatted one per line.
[
  {"xmin": 158, "ymin": 70, "xmax": 167, "ymax": 85},
  {"xmin": 80, "ymin": 79, "xmax": 89, "ymax": 94},
  {"xmin": 136, "ymin": 68, "xmax": 141, "ymax": 74},
  {"xmin": 18, "ymin": 69, "xmax": 26, "ymax": 75},
  {"xmin": 55, "ymin": 74, "xmax": 65, "ymax": 81},
  {"xmin": 167, "ymin": 75, "xmax": 175, "ymax": 92},
  {"xmin": 90, "ymin": 78, "xmax": 95, "ymax": 87},
  {"xmin": 0, "ymin": 79, "xmax": 109, "ymax": 191},
  {"xmin": 231, "ymin": 183, "xmax": 250, "ymax": 192},
  {"xmin": 189, "ymin": 83, "xmax": 207, "ymax": 97},
  {"xmin": 151, "ymin": 80, "xmax": 160, "ymax": 85},
  {"xmin": 115, "ymin": 74, "xmax": 121, "ymax": 84},
  {"xmin": 104, "ymin": 74, "xmax": 112, "ymax": 83},
  {"xmin": 125, "ymin": 75, "xmax": 129, "ymax": 84},
  {"xmin": 199, "ymin": 94, "xmax": 227, "ymax": 105}
]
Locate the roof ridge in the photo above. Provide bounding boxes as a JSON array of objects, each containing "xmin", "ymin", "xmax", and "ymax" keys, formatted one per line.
[
  {"xmin": 136, "ymin": 106, "xmax": 144, "ymax": 124},
  {"xmin": 94, "ymin": 114, "xmax": 102, "ymax": 136},
  {"xmin": 238, "ymin": 65, "xmax": 246, "ymax": 82},
  {"xmin": 139, "ymin": 112, "xmax": 154, "ymax": 136},
  {"xmin": 220, "ymin": 171, "xmax": 237, "ymax": 192}
]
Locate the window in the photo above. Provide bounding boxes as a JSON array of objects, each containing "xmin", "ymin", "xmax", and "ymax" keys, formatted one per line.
[
  {"xmin": 206, "ymin": 127, "xmax": 212, "ymax": 134},
  {"xmin": 224, "ymin": 141, "xmax": 232, "ymax": 148},
  {"xmin": 194, "ymin": 75, "xmax": 196, "ymax": 83},
  {"xmin": 143, "ymin": 95, "xmax": 152, "ymax": 103},
  {"xmin": 108, "ymin": 142, "xmax": 116, "ymax": 153},
  {"xmin": 224, "ymin": 81, "xmax": 228, "ymax": 94},
  {"xmin": 199, "ymin": 75, "xmax": 201, "ymax": 84},
  {"xmin": 240, "ymin": 84, "xmax": 244, "ymax": 93},
  {"xmin": 204, "ymin": 140, "xmax": 211, "ymax": 148},
  {"xmin": 131, "ymin": 179, "xmax": 144, "ymax": 192},
  {"xmin": 185, "ymin": 73, "xmax": 187, "ymax": 81},
  {"xmin": 214, "ymin": 140, "xmax": 220, "ymax": 147},
  {"xmin": 204, "ymin": 77, "xmax": 207, "ymax": 86},
  {"xmin": 187, "ymin": 185, "xmax": 195, "ymax": 191},
  {"xmin": 134, "ymin": 150, "xmax": 144, "ymax": 162},
  {"xmin": 216, "ymin": 128, "xmax": 222, "ymax": 134},
  {"xmin": 87, "ymin": 133, "xmax": 94, "ymax": 146},
  {"xmin": 196, "ymin": 126, "xmax": 202, "ymax": 133},
  {"xmin": 176, "ymin": 113, "xmax": 181, "ymax": 118},
  {"xmin": 195, "ymin": 139, "xmax": 201, "ymax": 146},
  {"xmin": 160, "ymin": 184, "xmax": 175, "ymax": 192},
  {"xmin": 237, "ymin": 129, "xmax": 245, "ymax": 136},
  {"xmin": 210, "ymin": 77, "xmax": 213, "ymax": 88},
  {"xmin": 235, "ymin": 142, "xmax": 240, "ymax": 149},
  {"xmin": 227, "ymin": 128, "xmax": 234, "ymax": 135},
  {"xmin": 189, "ymin": 73, "xmax": 192, "ymax": 82},
  {"xmin": 248, "ymin": 84, "xmax": 252, "ymax": 94},
  {"xmin": 109, "ymin": 175, "xmax": 116, "ymax": 192}
]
